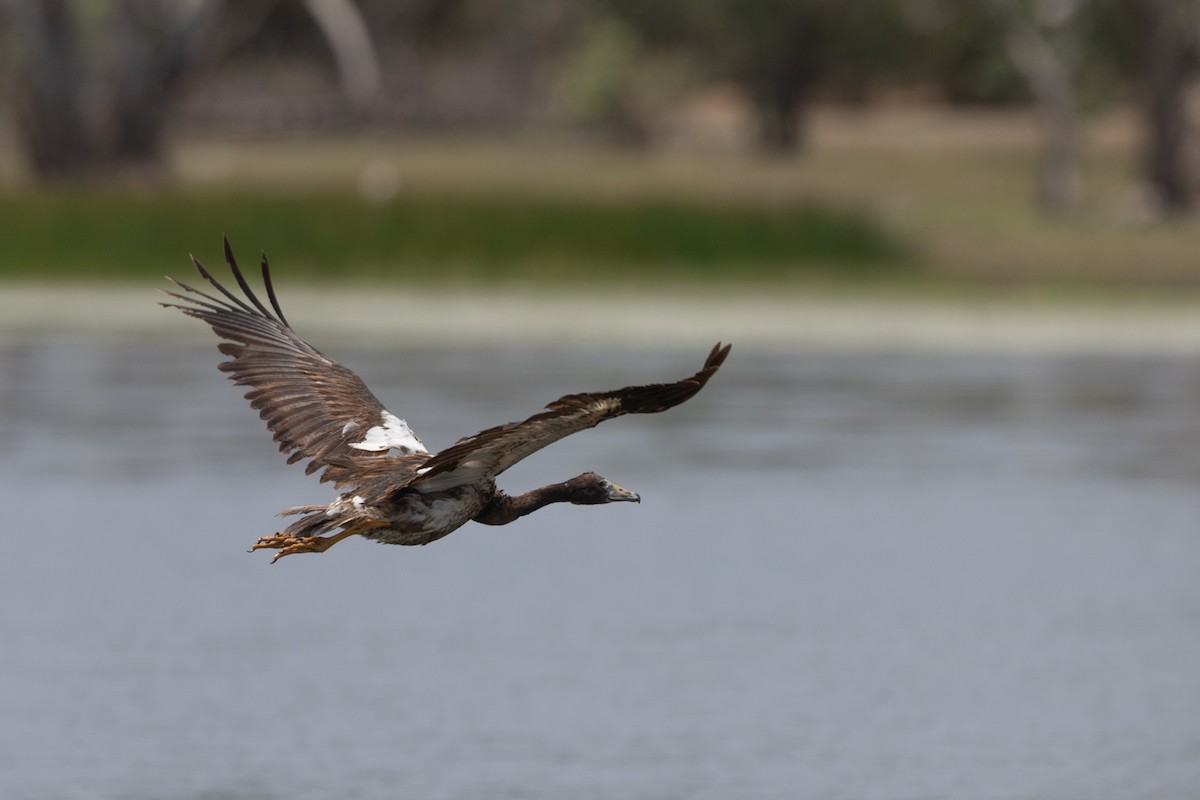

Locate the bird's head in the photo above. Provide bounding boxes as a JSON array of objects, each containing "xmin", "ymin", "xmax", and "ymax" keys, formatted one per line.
[{"xmin": 566, "ymin": 471, "xmax": 641, "ymax": 505}]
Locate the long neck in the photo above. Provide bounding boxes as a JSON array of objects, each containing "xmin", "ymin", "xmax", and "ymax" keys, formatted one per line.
[{"xmin": 472, "ymin": 482, "xmax": 577, "ymax": 526}]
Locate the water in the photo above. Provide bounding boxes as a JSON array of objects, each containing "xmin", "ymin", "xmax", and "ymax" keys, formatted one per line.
[{"xmin": 2, "ymin": 334, "xmax": 1199, "ymax": 800}]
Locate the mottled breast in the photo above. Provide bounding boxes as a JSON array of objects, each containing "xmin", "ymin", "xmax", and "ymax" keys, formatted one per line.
[{"xmin": 364, "ymin": 484, "xmax": 492, "ymax": 546}]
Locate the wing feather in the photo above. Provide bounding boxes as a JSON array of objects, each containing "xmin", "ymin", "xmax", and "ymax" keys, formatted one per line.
[
  {"xmin": 413, "ymin": 342, "xmax": 731, "ymax": 491},
  {"xmin": 160, "ymin": 237, "xmax": 426, "ymax": 486}
]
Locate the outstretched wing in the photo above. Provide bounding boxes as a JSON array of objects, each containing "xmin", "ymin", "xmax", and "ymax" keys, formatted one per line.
[
  {"xmin": 412, "ymin": 342, "xmax": 731, "ymax": 491},
  {"xmin": 160, "ymin": 237, "xmax": 427, "ymax": 486}
]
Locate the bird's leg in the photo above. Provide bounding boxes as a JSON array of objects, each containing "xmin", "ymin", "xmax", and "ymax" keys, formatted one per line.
[
  {"xmin": 251, "ymin": 517, "xmax": 391, "ymax": 562},
  {"xmin": 250, "ymin": 528, "xmax": 361, "ymax": 563}
]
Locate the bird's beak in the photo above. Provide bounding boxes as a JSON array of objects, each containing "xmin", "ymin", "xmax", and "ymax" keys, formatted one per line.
[{"xmin": 604, "ymin": 480, "xmax": 641, "ymax": 504}]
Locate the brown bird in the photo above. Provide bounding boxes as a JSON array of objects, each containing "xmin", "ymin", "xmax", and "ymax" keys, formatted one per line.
[{"xmin": 161, "ymin": 239, "xmax": 731, "ymax": 562}]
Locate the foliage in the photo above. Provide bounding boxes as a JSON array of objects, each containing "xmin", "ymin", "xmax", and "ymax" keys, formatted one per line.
[
  {"xmin": 591, "ymin": 0, "xmax": 1144, "ymax": 117},
  {"xmin": 0, "ymin": 189, "xmax": 911, "ymax": 283}
]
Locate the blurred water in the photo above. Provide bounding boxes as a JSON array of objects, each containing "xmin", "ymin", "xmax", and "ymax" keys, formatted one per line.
[{"xmin": 1, "ymin": 334, "xmax": 1199, "ymax": 800}]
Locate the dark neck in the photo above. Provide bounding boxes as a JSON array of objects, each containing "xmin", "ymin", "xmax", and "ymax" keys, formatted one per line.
[{"xmin": 472, "ymin": 481, "xmax": 579, "ymax": 526}]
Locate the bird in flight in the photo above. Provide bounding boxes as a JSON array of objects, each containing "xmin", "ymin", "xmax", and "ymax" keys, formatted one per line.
[{"xmin": 161, "ymin": 239, "xmax": 731, "ymax": 562}]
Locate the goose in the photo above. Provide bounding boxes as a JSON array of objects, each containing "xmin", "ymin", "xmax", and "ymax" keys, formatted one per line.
[{"xmin": 161, "ymin": 239, "xmax": 731, "ymax": 562}]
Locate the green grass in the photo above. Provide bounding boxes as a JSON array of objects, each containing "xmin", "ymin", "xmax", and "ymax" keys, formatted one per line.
[{"xmin": 0, "ymin": 188, "xmax": 912, "ymax": 284}]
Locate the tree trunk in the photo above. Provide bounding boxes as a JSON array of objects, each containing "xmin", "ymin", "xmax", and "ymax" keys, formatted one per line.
[
  {"xmin": 108, "ymin": 0, "xmax": 188, "ymax": 164},
  {"xmin": 1023, "ymin": 43, "xmax": 1081, "ymax": 210},
  {"xmin": 736, "ymin": 1, "xmax": 829, "ymax": 156},
  {"xmin": 9, "ymin": 0, "xmax": 92, "ymax": 176},
  {"xmin": 748, "ymin": 49, "xmax": 817, "ymax": 154},
  {"xmin": 756, "ymin": 95, "xmax": 801, "ymax": 152},
  {"xmin": 980, "ymin": 0, "xmax": 1084, "ymax": 212},
  {"xmin": 1142, "ymin": 0, "xmax": 1200, "ymax": 213},
  {"xmin": 302, "ymin": 0, "xmax": 383, "ymax": 108}
]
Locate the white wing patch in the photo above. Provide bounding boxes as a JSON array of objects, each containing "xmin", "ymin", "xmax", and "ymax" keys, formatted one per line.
[{"xmin": 349, "ymin": 410, "xmax": 428, "ymax": 454}]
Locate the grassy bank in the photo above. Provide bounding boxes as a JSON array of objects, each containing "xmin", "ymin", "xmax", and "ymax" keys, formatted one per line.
[
  {"xmin": 3, "ymin": 107, "xmax": 1200, "ymax": 290},
  {"xmin": 0, "ymin": 188, "xmax": 910, "ymax": 284}
]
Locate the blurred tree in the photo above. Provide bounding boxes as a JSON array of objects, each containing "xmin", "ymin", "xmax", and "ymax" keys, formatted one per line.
[
  {"xmin": 554, "ymin": 13, "xmax": 650, "ymax": 143},
  {"xmin": 0, "ymin": 0, "xmax": 380, "ymax": 179},
  {"xmin": 601, "ymin": 0, "xmax": 925, "ymax": 153},
  {"xmin": 915, "ymin": 3, "xmax": 1029, "ymax": 105},
  {"xmin": 2, "ymin": 0, "xmax": 223, "ymax": 176},
  {"xmin": 4, "ymin": 0, "xmax": 90, "ymax": 175},
  {"xmin": 302, "ymin": 0, "xmax": 382, "ymax": 106},
  {"xmin": 106, "ymin": 0, "xmax": 224, "ymax": 165},
  {"xmin": 1136, "ymin": 0, "xmax": 1200, "ymax": 212},
  {"xmin": 709, "ymin": 0, "xmax": 836, "ymax": 151},
  {"xmin": 554, "ymin": 9, "xmax": 704, "ymax": 145},
  {"xmin": 976, "ymin": 0, "xmax": 1089, "ymax": 211}
]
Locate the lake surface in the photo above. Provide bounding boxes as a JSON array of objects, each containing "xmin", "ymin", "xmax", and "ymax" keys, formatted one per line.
[{"xmin": 1, "ymin": 333, "xmax": 1199, "ymax": 800}]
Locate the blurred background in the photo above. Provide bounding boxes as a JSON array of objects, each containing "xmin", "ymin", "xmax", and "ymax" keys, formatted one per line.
[
  {"xmin": 3, "ymin": 2, "xmax": 1200, "ymax": 800},
  {"xmin": 4, "ymin": 0, "xmax": 1200, "ymax": 284}
]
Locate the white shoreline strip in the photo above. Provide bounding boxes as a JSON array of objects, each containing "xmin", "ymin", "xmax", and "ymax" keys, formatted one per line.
[{"xmin": 5, "ymin": 283, "xmax": 1200, "ymax": 354}]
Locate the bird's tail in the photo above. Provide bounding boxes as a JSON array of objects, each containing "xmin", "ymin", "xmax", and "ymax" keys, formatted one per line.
[
  {"xmin": 277, "ymin": 504, "xmax": 345, "ymax": 538},
  {"xmin": 279, "ymin": 503, "xmax": 327, "ymax": 517}
]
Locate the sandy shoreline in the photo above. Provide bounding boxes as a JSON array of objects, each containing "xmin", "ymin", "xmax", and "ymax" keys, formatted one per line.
[{"xmin": 4, "ymin": 282, "xmax": 1200, "ymax": 353}]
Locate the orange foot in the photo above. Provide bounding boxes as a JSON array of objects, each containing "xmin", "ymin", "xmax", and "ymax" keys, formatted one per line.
[{"xmin": 250, "ymin": 529, "xmax": 358, "ymax": 563}]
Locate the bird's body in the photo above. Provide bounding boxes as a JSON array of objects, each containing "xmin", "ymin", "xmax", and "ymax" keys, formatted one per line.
[
  {"xmin": 161, "ymin": 239, "xmax": 730, "ymax": 561},
  {"xmin": 316, "ymin": 482, "xmax": 492, "ymax": 547}
]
